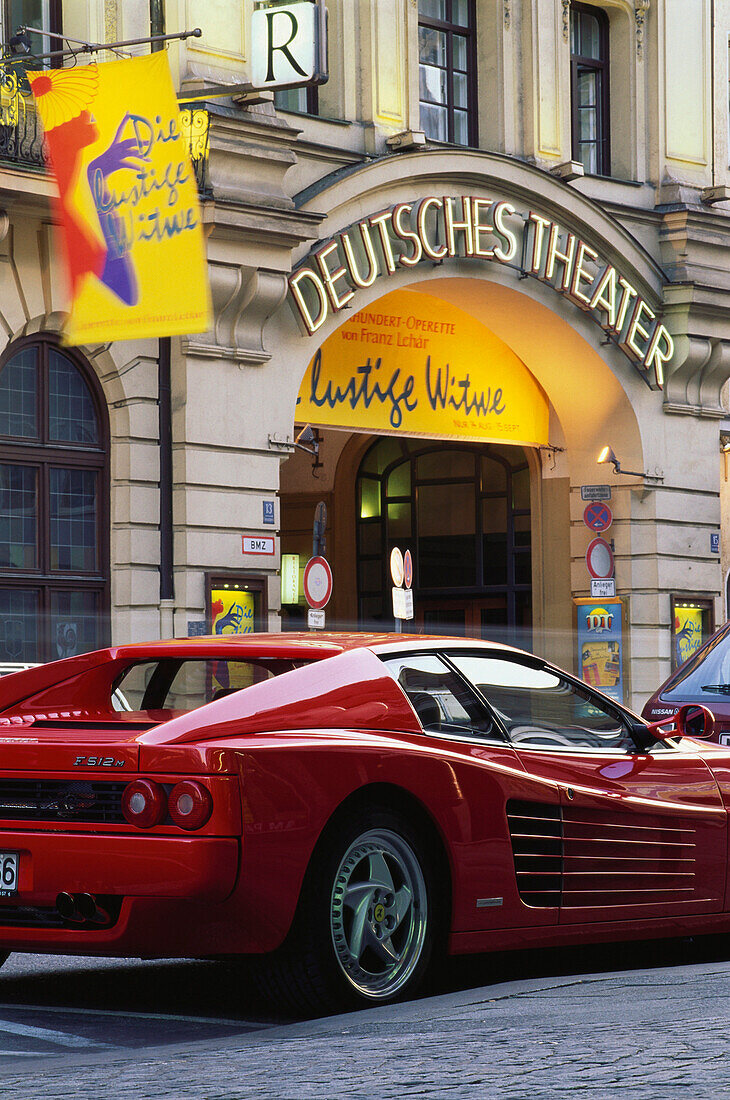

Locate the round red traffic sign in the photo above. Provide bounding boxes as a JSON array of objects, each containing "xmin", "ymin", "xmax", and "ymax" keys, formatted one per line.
[
  {"xmin": 303, "ymin": 555, "xmax": 333, "ymax": 609},
  {"xmin": 583, "ymin": 501, "xmax": 613, "ymax": 533},
  {"xmin": 390, "ymin": 547, "xmax": 404, "ymax": 588},
  {"xmin": 586, "ymin": 537, "xmax": 614, "ymax": 579},
  {"xmin": 403, "ymin": 549, "xmax": 413, "ymax": 590}
]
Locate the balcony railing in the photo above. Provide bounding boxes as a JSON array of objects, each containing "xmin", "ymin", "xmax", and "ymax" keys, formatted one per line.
[
  {"xmin": 179, "ymin": 104, "xmax": 211, "ymax": 198},
  {"xmin": 0, "ymin": 66, "xmax": 46, "ymax": 170},
  {"xmin": 0, "ymin": 69, "xmax": 212, "ymax": 197}
]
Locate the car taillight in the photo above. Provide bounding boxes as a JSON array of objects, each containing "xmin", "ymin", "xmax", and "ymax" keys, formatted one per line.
[
  {"xmin": 168, "ymin": 780, "xmax": 212, "ymax": 830},
  {"xmin": 121, "ymin": 779, "xmax": 167, "ymax": 828}
]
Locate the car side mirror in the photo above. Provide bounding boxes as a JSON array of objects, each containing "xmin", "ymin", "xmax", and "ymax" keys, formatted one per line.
[{"xmin": 645, "ymin": 703, "xmax": 715, "ymax": 743}]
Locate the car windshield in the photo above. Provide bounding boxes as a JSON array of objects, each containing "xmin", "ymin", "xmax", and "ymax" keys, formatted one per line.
[{"xmin": 661, "ymin": 623, "xmax": 730, "ymax": 703}]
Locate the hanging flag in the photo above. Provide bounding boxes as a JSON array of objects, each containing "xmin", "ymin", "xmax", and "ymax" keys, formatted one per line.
[{"xmin": 29, "ymin": 51, "xmax": 210, "ymax": 345}]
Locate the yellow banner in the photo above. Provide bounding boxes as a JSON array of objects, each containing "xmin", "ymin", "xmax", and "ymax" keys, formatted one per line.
[
  {"xmin": 296, "ymin": 290, "xmax": 549, "ymax": 446},
  {"xmin": 29, "ymin": 53, "xmax": 210, "ymax": 344}
]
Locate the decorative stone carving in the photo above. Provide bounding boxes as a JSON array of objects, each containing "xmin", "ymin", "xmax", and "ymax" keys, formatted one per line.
[
  {"xmin": 504, "ymin": 0, "xmax": 511, "ymax": 29},
  {"xmin": 184, "ymin": 264, "xmax": 289, "ymax": 366},
  {"xmin": 562, "ymin": 0, "xmax": 571, "ymax": 42},
  {"xmin": 635, "ymin": 0, "xmax": 650, "ymax": 59},
  {"xmin": 663, "ymin": 335, "xmax": 730, "ymax": 417}
]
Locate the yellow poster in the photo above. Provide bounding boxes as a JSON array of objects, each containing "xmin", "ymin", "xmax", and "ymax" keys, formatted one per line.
[
  {"xmin": 210, "ymin": 589, "xmax": 256, "ymax": 692},
  {"xmin": 296, "ymin": 289, "xmax": 550, "ymax": 447},
  {"xmin": 674, "ymin": 606, "xmax": 704, "ymax": 667},
  {"xmin": 210, "ymin": 590, "xmax": 256, "ymax": 636},
  {"xmin": 29, "ymin": 53, "xmax": 210, "ymax": 344}
]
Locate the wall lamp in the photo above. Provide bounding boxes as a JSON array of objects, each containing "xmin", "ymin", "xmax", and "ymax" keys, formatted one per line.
[
  {"xmin": 269, "ymin": 424, "xmax": 320, "ymax": 458},
  {"xmin": 597, "ymin": 445, "xmax": 664, "ymax": 482}
]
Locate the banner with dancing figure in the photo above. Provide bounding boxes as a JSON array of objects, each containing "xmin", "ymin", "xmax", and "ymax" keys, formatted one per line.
[{"xmin": 29, "ymin": 51, "xmax": 210, "ymax": 345}]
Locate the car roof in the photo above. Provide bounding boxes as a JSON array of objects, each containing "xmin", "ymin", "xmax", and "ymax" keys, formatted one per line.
[{"xmin": 101, "ymin": 632, "xmax": 530, "ymax": 662}]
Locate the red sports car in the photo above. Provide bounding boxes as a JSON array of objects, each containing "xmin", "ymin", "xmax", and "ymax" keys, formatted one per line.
[{"xmin": 0, "ymin": 632, "xmax": 725, "ymax": 1012}]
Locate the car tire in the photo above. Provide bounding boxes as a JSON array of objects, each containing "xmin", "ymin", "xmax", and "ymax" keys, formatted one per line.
[{"xmin": 247, "ymin": 806, "xmax": 441, "ymax": 1014}]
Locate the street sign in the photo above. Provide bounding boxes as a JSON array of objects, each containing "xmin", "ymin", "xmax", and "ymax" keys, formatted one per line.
[
  {"xmin": 251, "ymin": 2, "xmax": 328, "ymax": 90},
  {"xmin": 262, "ymin": 500, "xmax": 275, "ymax": 525},
  {"xmin": 392, "ymin": 587, "xmax": 414, "ymax": 621},
  {"xmin": 403, "ymin": 549, "xmax": 413, "ymax": 589},
  {"xmin": 583, "ymin": 501, "xmax": 613, "ymax": 533},
  {"xmin": 390, "ymin": 547, "xmax": 404, "ymax": 588},
  {"xmin": 307, "ymin": 609, "xmax": 326, "ymax": 630},
  {"xmin": 591, "ymin": 578, "xmax": 616, "ymax": 598},
  {"xmin": 303, "ymin": 555, "xmax": 333, "ymax": 609},
  {"xmin": 242, "ymin": 536, "xmax": 275, "ymax": 555},
  {"xmin": 581, "ymin": 485, "xmax": 612, "ymax": 502},
  {"xmin": 586, "ymin": 537, "xmax": 615, "ymax": 579},
  {"xmin": 711, "ymin": 532, "xmax": 720, "ymax": 554}
]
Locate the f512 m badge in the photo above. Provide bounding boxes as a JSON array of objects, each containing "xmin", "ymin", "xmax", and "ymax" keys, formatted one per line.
[{"xmin": 74, "ymin": 756, "xmax": 127, "ymax": 768}]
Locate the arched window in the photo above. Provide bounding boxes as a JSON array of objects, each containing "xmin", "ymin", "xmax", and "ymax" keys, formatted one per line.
[
  {"xmin": 0, "ymin": 337, "xmax": 109, "ymax": 664},
  {"xmin": 356, "ymin": 438, "xmax": 532, "ymax": 645}
]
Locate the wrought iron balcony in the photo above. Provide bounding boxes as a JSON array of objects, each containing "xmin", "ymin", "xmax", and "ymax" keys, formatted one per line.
[
  {"xmin": 0, "ymin": 66, "xmax": 46, "ymax": 170},
  {"xmin": 179, "ymin": 104, "xmax": 211, "ymax": 198},
  {"xmin": 0, "ymin": 67, "xmax": 212, "ymax": 198}
]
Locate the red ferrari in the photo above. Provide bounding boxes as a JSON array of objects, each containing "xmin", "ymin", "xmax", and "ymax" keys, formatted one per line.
[{"xmin": 0, "ymin": 632, "xmax": 726, "ymax": 1012}]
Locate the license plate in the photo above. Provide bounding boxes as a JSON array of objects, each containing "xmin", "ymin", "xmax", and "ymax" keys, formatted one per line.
[{"xmin": 0, "ymin": 852, "xmax": 18, "ymax": 897}]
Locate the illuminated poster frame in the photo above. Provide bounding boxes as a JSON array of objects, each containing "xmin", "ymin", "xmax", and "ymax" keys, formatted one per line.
[
  {"xmin": 205, "ymin": 573, "xmax": 268, "ymax": 636},
  {"xmin": 574, "ymin": 597, "xmax": 625, "ymax": 705},
  {"xmin": 670, "ymin": 595, "xmax": 714, "ymax": 673}
]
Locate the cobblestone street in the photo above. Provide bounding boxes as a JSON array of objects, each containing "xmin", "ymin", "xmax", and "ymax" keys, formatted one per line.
[{"xmin": 1, "ymin": 958, "xmax": 729, "ymax": 1099}]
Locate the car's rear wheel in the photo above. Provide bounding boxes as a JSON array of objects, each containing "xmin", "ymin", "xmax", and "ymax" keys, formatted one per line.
[{"xmin": 248, "ymin": 806, "xmax": 440, "ymax": 1013}]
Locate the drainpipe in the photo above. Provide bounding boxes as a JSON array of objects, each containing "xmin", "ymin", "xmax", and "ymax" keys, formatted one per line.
[
  {"xmin": 158, "ymin": 336, "xmax": 175, "ymax": 617},
  {"xmin": 152, "ymin": 0, "xmax": 173, "ymax": 631}
]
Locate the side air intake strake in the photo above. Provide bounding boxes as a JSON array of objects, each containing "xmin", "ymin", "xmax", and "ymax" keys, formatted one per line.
[
  {"xmin": 507, "ymin": 799, "xmax": 698, "ymax": 908},
  {"xmin": 506, "ymin": 799, "xmax": 563, "ymax": 907}
]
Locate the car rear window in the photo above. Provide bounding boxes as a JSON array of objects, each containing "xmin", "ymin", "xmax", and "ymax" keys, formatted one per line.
[
  {"xmin": 112, "ymin": 657, "xmax": 298, "ymax": 713},
  {"xmin": 660, "ymin": 623, "xmax": 730, "ymax": 703}
]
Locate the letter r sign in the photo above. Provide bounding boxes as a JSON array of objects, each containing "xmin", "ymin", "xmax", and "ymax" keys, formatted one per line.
[{"xmin": 251, "ymin": 2, "xmax": 327, "ymax": 90}]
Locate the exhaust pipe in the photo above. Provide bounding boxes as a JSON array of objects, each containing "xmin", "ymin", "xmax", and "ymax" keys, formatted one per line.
[
  {"xmin": 55, "ymin": 891, "xmax": 79, "ymax": 921},
  {"xmin": 76, "ymin": 892, "xmax": 110, "ymax": 924},
  {"xmin": 56, "ymin": 891, "xmax": 110, "ymax": 925}
]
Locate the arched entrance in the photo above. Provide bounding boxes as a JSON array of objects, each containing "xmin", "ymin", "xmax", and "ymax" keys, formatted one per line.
[{"xmin": 356, "ymin": 436, "xmax": 531, "ymax": 644}]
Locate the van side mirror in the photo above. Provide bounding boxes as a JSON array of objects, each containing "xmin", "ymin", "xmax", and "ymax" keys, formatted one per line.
[{"xmin": 645, "ymin": 703, "xmax": 715, "ymax": 743}]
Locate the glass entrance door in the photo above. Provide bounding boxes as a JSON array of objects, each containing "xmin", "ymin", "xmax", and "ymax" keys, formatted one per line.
[
  {"xmin": 356, "ymin": 438, "xmax": 532, "ymax": 646},
  {"xmin": 418, "ymin": 597, "xmax": 509, "ymax": 640}
]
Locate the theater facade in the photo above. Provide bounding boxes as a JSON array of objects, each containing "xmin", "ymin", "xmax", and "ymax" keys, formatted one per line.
[{"xmin": 267, "ymin": 149, "xmax": 729, "ymax": 711}]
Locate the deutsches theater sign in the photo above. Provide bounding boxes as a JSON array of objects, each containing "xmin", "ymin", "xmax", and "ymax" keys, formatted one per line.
[{"xmin": 288, "ymin": 195, "xmax": 674, "ymax": 390}]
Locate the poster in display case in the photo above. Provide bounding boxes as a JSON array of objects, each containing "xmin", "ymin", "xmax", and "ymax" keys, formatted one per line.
[
  {"xmin": 670, "ymin": 596, "xmax": 714, "ymax": 672},
  {"xmin": 575, "ymin": 597, "xmax": 624, "ymax": 705}
]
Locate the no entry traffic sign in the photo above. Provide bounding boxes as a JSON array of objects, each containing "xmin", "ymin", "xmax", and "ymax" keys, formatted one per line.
[
  {"xmin": 586, "ymin": 537, "xmax": 615, "ymax": 580},
  {"xmin": 583, "ymin": 501, "xmax": 613, "ymax": 533},
  {"xmin": 303, "ymin": 555, "xmax": 333, "ymax": 609}
]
